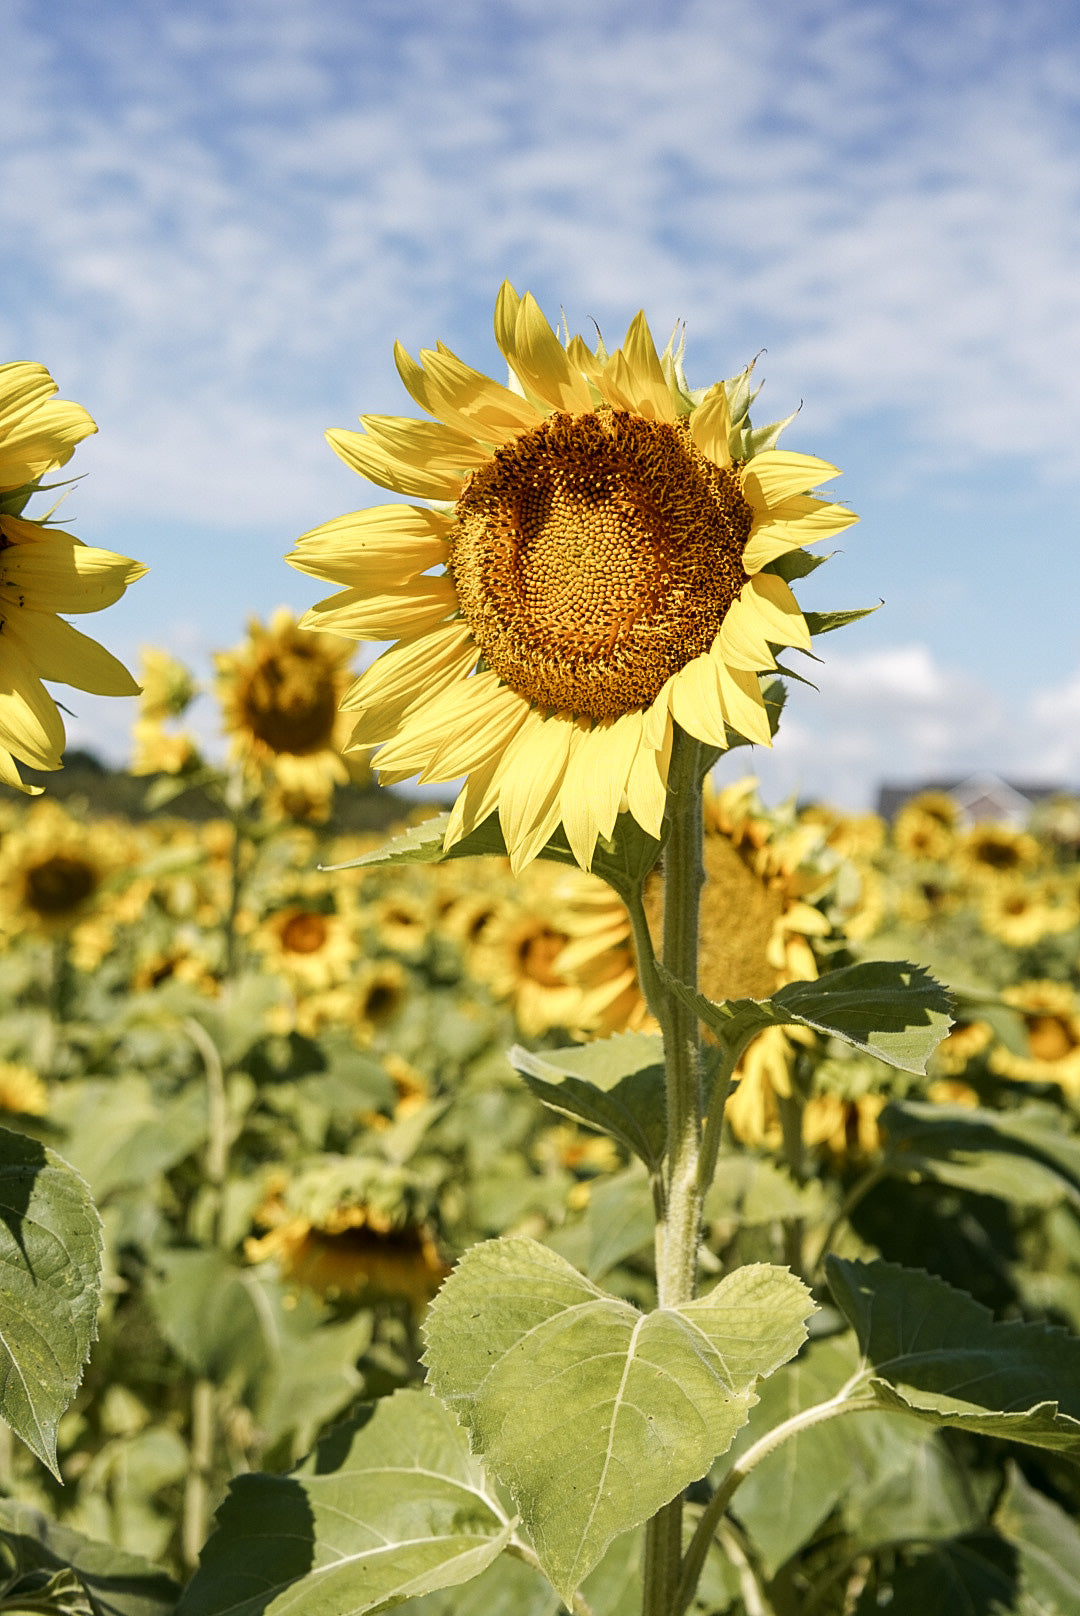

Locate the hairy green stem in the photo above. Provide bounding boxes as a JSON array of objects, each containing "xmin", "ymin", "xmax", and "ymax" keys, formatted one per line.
[{"xmin": 637, "ymin": 729, "xmax": 706, "ymax": 1616}]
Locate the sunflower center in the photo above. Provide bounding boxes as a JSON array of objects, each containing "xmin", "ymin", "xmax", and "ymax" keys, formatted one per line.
[
  {"xmin": 280, "ymin": 912, "xmax": 329, "ymax": 954},
  {"xmin": 517, "ymin": 926, "xmax": 569, "ymax": 987},
  {"xmin": 25, "ymin": 855, "xmax": 97, "ymax": 917},
  {"xmin": 451, "ymin": 409, "xmax": 752, "ymax": 719},
  {"xmin": 240, "ymin": 646, "xmax": 338, "ymax": 755},
  {"xmin": 1028, "ymin": 1015, "xmax": 1077, "ymax": 1062}
]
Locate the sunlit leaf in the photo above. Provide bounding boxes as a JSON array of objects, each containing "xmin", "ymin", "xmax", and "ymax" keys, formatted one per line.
[
  {"xmin": 424, "ymin": 1236, "xmax": 813, "ymax": 1601},
  {"xmin": 178, "ymin": 1391, "xmax": 512, "ymax": 1616},
  {"xmin": 0, "ymin": 1130, "xmax": 102, "ymax": 1477},
  {"xmin": 509, "ymin": 1035, "xmax": 667, "ymax": 1170}
]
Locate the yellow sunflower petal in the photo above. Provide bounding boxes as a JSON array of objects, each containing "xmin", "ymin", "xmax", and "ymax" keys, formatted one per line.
[
  {"xmin": 444, "ymin": 750, "xmax": 502, "ymax": 851},
  {"xmin": 0, "ymin": 745, "xmax": 44, "ymax": 794},
  {"xmin": 287, "ymin": 506, "xmax": 451, "ymax": 589},
  {"xmin": 669, "ymin": 655, "xmax": 731, "ymax": 748},
  {"xmin": 506, "ymin": 292, "xmax": 593, "ymax": 415},
  {"xmin": 716, "ymin": 596, "xmax": 778, "ymax": 673},
  {"xmin": 0, "ymin": 363, "xmax": 97, "ymax": 488},
  {"xmin": 299, "ymin": 576, "xmax": 456, "ymax": 641},
  {"xmin": 341, "ymin": 622, "xmax": 475, "ymax": 714},
  {"xmin": 742, "ymin": 450, "xmax": 841, "ymax": 510},
  {"xmin": 394, "ymin": 342, "xmax": 543, "ymax": 445},
  {"xmin": 358, "ymin": 415, "xmax": 492, "ymax": 475},
  {"xmin": 370, "ymin": 672, "xmax": 518, "ymax": 778},
  {"xmin": 715, "ymin": 661, "xmax": 773, "ymax": 747},
  {"xmin": 743, "ymin": 574, "xmax": 812, "ymax": 652},
  {"xmin": 618, "ymin": 312, "xmax": 676, "ymax": 422},
  {"xmin": 558, "ymin": 720, "xmax": 604, "ymax": 869},
  {"xmin": 3, "ymin": 611, "xmax": 138, "ymax": 696},
  {"xmin": 0, "ymin": 526, "xmax": 146, "ymax": 614},
  {"xmin": 498, "ymin": 713, "xmax": 575, "ymax": 872},
  {"xmin": 0, "ymin": 642, "xmax": 66, "ymax": 768},
  {"xmin": 567, "ymin": 708, "xmax": 644, "ymax": 853},
  {"xmin": 626, "ymin": 711, "xmax": 672, "ymax": 839},
  {"xmin": 742, "ymin": 496, "xmax": 858, "ymax": 573},
  {"xmin": 689, "ymin": 383, "xmax": 733, "ymax": 468},
  {"xmin": 325, "ymin": 428, "xmax": 464, "ymax": 501}
]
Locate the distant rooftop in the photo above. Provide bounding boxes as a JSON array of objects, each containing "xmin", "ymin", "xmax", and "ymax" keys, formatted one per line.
[{"xmin": 877, "ymin": 773, "xmax": 1075, "ymax": 825}]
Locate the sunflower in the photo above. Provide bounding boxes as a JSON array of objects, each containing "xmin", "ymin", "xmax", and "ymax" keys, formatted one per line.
[
  {"xmin": 245, "ymin": 1157, "xmax": 447, "ymax": 1308},
  {"xmin": 990, "ymin": 981, "xmax": 1080, "ymax": 1094},
  {"xmin": 957, "ymin": 823, "xmax": 1041, "ymax": 884},
  {"xmin": 252, "ymin": 904, "xmax": 355, "ymax": 992},
  {"xmin": 557, "ymin": 777, "xmax": 837, "ymax": 1036},
  {"xmin": 287, "ymin": 284, "xmax": 857, "ymax": 872},
  {"xmin": 215, "ymin": 608, "xmax": 357, "ymax": 807},
  {"xmin": 892, "ymin": 792, "xmax": 961, "ymax": 862},
  {"xmin": 0, "ymin": 362, "xmax": 145, "ymax": 789},
  {"xmin": 979, "ymin": 880, "xmax": 1079, "ymax": 947},
  {"xmin": 0, "ymin": 799, "xmax": 126, "ymax": 935},
  {"xmin": 0, "ymin": 1060, "xmax": 48, "ymax": 1116},
  {"xmin": 470, "ymin": 861, "xmax": 592, "ymax": 1037}
]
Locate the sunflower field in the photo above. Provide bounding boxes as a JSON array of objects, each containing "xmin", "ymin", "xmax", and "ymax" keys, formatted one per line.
[{"xmin": 2, "ymin": 301, "xmax": 1080, "ymax": 1616}]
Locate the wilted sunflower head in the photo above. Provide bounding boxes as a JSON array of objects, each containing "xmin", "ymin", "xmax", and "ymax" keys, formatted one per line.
[
  {"xmin": 215, "ymin": 608, "xmax": 356, "ymax": 803},
  {"xmin": 287, "ymin": 285, "xmax": 859, "ymax": 872},
  {"xmin": 245, "ymin": 1157, "xmax": 447, "ymax": 1308}
]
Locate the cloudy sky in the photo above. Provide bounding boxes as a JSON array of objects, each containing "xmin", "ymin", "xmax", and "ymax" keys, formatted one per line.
[{"xmin": 4, "ymin": 0, "xmax": 1079, "ymax": 806}]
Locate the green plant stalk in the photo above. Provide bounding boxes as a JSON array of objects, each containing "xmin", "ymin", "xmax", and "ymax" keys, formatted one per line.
[
  {"xmin": 630, "ymin": 729, "xmax": 705, "ymax": 1616},
  {"xmin": 672, "ymin": 1389, "xmax": 880, "ymax": 1616}
]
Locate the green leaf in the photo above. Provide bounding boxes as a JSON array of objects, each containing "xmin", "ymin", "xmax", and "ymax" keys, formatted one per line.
[
  {"xmin": 763, "ymin": 547, "xmax": 832, "ymax": 582},
  {"xmin": 854, "ymin": 1533, "xmax": 1019, "ymax": 1616},
  {"xmin": 726, "ymin": 1334, "xmax": 918, "ymax": 1575},
  {"xmin": 508, "ymin": 1035, "xmax": 667, "ymax": 1171},
  {"xmin": 0, "ymin": 1500, "xmax": 178, "ymax": 1616},
  {"xmin": 804, "ymin": 605, "xmax": 879, "ymax": 636},
  {"xmin": 150, "ymin": 1251, "xmax": 370, "ymax": 1443},
  {"xmin": 704, "ymin": 1155, "xmax": 826, "ymax": 1229},
  {"xmin": 997, "ymin": 1463, "xmax": 1080, "ymax": 1614},
  {"xmin": 827, "ymin": 1256, "xmax": 1080, "ymax": 1453},
  {"xmin": 546, "ymin": 1165, "xmax": 656, "ymax": 1283},
  {"xmin": 423, "ymin": 1236, "xmax": 813, "ymax": 1601},
  {"xmin": 177, "ymin": 1390, "xmax": 512, "ymax": 1616},
  {"xmin": 670, "ymin": 958, "xmax": 953, "ymax": 1075},
  {"xmin": 0, "ymin": 1129, "xmax": 102, "ymax": 1477},
  {"xmin": 330, "ymin": 811, "xmax": 663, "ymax": 898},
  {"xmin": 881, "ymin": 1100, "xmax": 1080, "ymax": 1208},
  {"xmin": 52, "ymin": 1078, "xmax": 207, "ymax": 1202}
]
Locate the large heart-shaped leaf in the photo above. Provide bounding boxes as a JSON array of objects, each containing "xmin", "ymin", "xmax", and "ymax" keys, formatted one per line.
[
  {"xmin": 177, "ymin": 1390, "xmax": 512, "ymax": 1616},
  {"xmin": 0, "ymin": 1129, "xmax": 102, "ymax": 1476},
  {"xmin": 827, "ymin": 1257, "xmax": 1080, "ymax": 1453},
  {"xmin": 0, "ymin": 1499, "xmax": 178, "ymax": 1616},
  {"xmin": 423, "ymin": 1237, "xmax": 813, "ymax": 1601},
  {"xmin": 881, "ymin": 1100, "xmax": 1080, "ymax": 1208}
]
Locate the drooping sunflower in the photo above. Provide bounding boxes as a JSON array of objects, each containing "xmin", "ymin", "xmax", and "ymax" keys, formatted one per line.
[
  {"xmin": 0, "ymin": 362, "xmax": 146, "ymax": 788},
  {"xmin": 215, "ymin": 608, "xmax": 357, "ymax": 808},
  {"xmin": 245, "ymin": 1157, "xmax": 447, "ymax": 1309},
  {"xmin": 287, "ymin": 285, "xmax": 857, "ymax": 871}
]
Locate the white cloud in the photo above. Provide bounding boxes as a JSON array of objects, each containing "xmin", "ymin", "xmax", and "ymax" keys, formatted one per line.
[{"xmin": 2, "ymin": 0, "xmax": 1080, "ymax": 531}]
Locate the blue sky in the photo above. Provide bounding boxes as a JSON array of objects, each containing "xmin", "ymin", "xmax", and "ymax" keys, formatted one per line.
[{"xmin": 4, "ymin": 0, "xmax": 1080, "ymax": 806}]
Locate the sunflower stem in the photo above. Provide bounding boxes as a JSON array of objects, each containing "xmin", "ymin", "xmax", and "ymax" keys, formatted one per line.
[{"xmin": 640, "ymin": 727, "xmax": 706, "ymax": 1616}]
